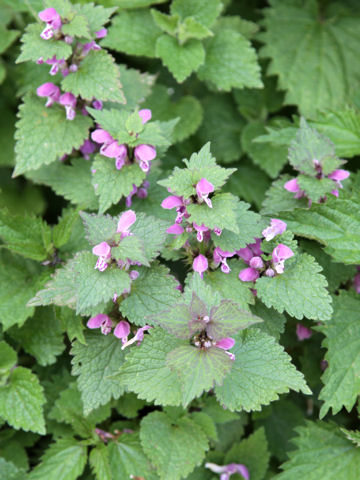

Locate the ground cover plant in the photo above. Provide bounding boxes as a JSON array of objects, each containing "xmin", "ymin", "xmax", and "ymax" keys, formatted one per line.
[{"xmin": 1, "ymin": 0, "xmax": 360, "ymax": 478}]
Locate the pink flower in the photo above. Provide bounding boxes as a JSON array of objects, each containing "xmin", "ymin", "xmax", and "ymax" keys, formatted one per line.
[
  {"xmin": 328, "ymin": 169, "xmax": 350, "ymax": 194},
  {"xmin": 193, "ymin": 223, "xmax": 209, "ymax": 242},
  {"xmin": 92, "ymin": 99, "xmax": 103, "ymax": 110},
  {"xmin": 93, "ymin": 242, "xmax": 111, "ymax": 272},
  {"xmin": 249, "ymin": 256, "xmax": 264, "ymax": 269},
  {"xmin": 237, "ymin": 239, "xmax": 263, "ymax": 263},
  {"xmin": 284, "ymin": 178, "xmax": 305, "ymax": 199},
  {"xmin": 213, "ymin": 247, "xmax": 234, "ymax": 274},
  {"xmin": 239, "ymin": 267, "xmax": 259, "ymax": 282},
  {"xmin": 272, "ymin": 244, "xmax": 294, "ymax": 274},
  {"xmin": 196, "ymin": 178, "xmax": 214, "ymax": 208},
  {"xmin": 80, "ymin": 139, "xmax": 95, "ymax": 160},
  {"xmin": 161, "ymin": 195, "xmax": 184, "ymax": 209},
  {"xmin": 354, "ymin": 272, "xmax": 360, "ymax": 293},
  {"xmin": 138, "ymin": 109, "xmax": 152, "ymax": 124},
  {"xmin": 121, "ymin": 325, "xmax": 152, "ymax": 350},
  {"xmin": 45, "ymin": 55, "xmax": 66, "ymax": 76},
  {"xmin": 205, "ymin": 462, "xmax": 249, "ymax": 480},
  {"xmin": 91, "ymin": 129, "xmax": 113, "ymax": 145},
  {"xmin": 296, "ymin": 323, "xmax": 312, "ymax": 341},
  {"xmin": 193, "ymin": 254, "xmax": 208, "ymax": 279},
  {"xmin": 38, "ymin": 7, "xmax": 62, "ymax": 39},
  {"xmin": 96, "ymin": 28, "xmax": 107, "ymax": 39},
  {"xmin": 117, "ymin": 210, "xmax": 136, "ymax": 237},
  {"xmin": 167, "ymin": 224, "xmax": 184, "ymax": 235},
  {"xmin": 36, "ymin": 82, "xmax": 60, "ymax": 107},
  {"xmin": 134, "ymin": 144, "xmax": 156, "ymax": 173},
  {"xmin": 59, "ymin": 92, "xmax": 77, "ymax": 120},
  {"xmin": 262, "ymin": 218, "xmax": 287, "ymax": 241},
  {"xmin": 114, "ymin": 320, "xmax": 131, "ymax": 344},
  {"xmin": 87, "ymin": 314, "xmax": 113, "ymax": 335},
  {"xmin": 215, "ymin": 337, "xmax": 236, "ymax": 361}
]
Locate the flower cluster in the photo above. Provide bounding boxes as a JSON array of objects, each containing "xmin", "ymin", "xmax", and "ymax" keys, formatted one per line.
[
  {"xmin": 91, "ymin": 109, "xmax": 156, "ymax": 174},
  {"xmin": 205, "ymin": 462, "xmax": 249, "ymax": 480},
  {"xmin": 86, "ymin": 314, "xmax": 151, "ymax": 349}
]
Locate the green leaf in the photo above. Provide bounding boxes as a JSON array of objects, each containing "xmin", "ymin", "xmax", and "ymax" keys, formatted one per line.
[
  {"xmin": 0, "ymin": 458, "xmax": 25, "ymax": 480},
  {"xmin": 120, "ymin": 263, "xmax": 181, "ymax": 326},
  {"xmin": 317, "ymin": 291, "xmax": 360, "ymax": 418},
  {"xmin": 58, "ymin": 307, "xmax": 86, "ymax": 344},
  {"xmin": 14, "ymin": 95, "xmax": 92, "ymax": 176},
  {"xmin": 155, "ymin": 35, "xmax": 205, "ymax": 83},
  {"xmin": 191, "ymin": 411, "xmax": 217, "ymax": 441},
  {"xmin": 212, "ymin": 201, "xmax": 266, "ymax": 251},
  {"xmin": 112, "ymin": 235, "xmax": 149, "ymax": 266},
  {"xmin": 277, "ymin": 421, "xmax": 360, "ymax": 480},
  {"xmin": 62, "ymin": 50, "xmax": 125, "ymax": 103},
  {"xmin": 16, "ymin": 23, "xmax": 72, "ymax": 63},
  {"xmin": 224, "ymin": 428, "xmax": 270, "ymax": 480},
  {"xmin": 117, "ymin": 328, "xmax": 184, "ymax": 406},
  {"xmin": 151, "ymin": 10, "xmax": 179, "ymax": 35},
  {"xmin": 103, "ymin": 9, "xmax": 161, "ymax": 57},
  {"xmin": 61, "ymin": 14, "xmax": 91, "ymax": 39},
  {"xmin": 0, "ymin": 25, "xmax": 19, "ymax": 54},
  {"xmin": 250, "ymin": 300, "xmax": 286, "ymax": 341},
  {"xmin": 9, "ymin": 308, "xmax": 65, "ymax": 366},
  {"xmin": 297, "ymin": 175, "xmax": 335, "ymax": 202},
  {"xmin": 288, "ymin": 118, "xmax": 342, "ymax": 176},
  {"xmin": 131, "ymin": 212, "xmax": 169, "ymax": 260},
  {"xmin": 0, "ymin": 341, "xmax": 17, "ymax": 376},
  {"xmin": 72, "ymin": 251, "xmax": 131, "ymax": 315},
  {"xmin": 28, "ymin": 437, "xmax": 87, "ymax": 480},
  {"xmin": 260, "ymin": 1, "xmax": 360, "ymax": 116},
  {"xmin": 166, "ymin": 345, "xmax": 233, "ymax": 406},
  {"xmin": 92, "ymin": 157, "xmax": 146, "ymax": 214},
  {"xmin": 0, "ymin": 367, "xmax": 46, "ymax": 434},
  {"xmin": 261, "ymin": 174, "xmax": 308, "ymax": 216},
  {"xmin": 171, "ymin": 0, "xmax": 223, "ymax": 28},
  {"xmin": 76, "ymin": 3, "xmax": 117, "ymax": 34},
  {"xmin": 279, "ymin": 192, "xmax": 360, "ymax": 264},
  {"xmin": 208, "ymin": 300, "xmax": 262, "ymax": 339},
  {"xmin": 71, "ymin": 330, "xmax": 126, "ymax": 414},
  {"xmin": 177, "ymin": 17, "xmax": 213, "ymax": 43},
  {"xmin": 108, "ymin": 433, "xmax": 151, "ymax": 479},
  {"xmin": 26, "ymin": 159, "xmax": 98, "ymax": 210},
  {"xmin": 197, "ymin": 94, "xmax": 244, "ymax": 164},
  {"xmin": 0, "ymin": 208, "xmax": 51, "ymax": 261},
  {"xmin": 89, "ymin": 444, "xmax": 112, "ymax": 480},
  {"xmin": 198, "ymin": 28, "xmax": 262, "ymax": 91},
  {"xmin": 140, "ymin": 411, "xmax": 209, "ymax": 480},
  {"xmin": 256, "ymin": 253, "xmax": 333, "ymax": 321},
  {"xmin": 80, "ymin": 211, "xmax": 117, "ymax": 246},
  {"xmin": 52, "ymin": 208, "xmax": 80, "ymax": 249},
  {"xmin": 119, "ymin": 65, "xmax": 155, "ymax": 111},
  {"xmin": 187, "ymin": 193, "xmax": 239, "ymax": 233},
  {"xmin": 215, "ymin": 329, "xmax": 311, "ymax": 411},
  {"xmin": 241, "ymin": 120, "xmax": 288, "ymax": 178}
]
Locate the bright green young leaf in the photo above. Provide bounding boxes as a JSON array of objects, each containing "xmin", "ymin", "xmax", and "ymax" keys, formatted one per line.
[
  {"xmin": 28, "ymin": 437, "xmax": 87, "ymax": 480},
  {"xmin": 89, "ymin": 444, "xmax": 112, "ymax": 480},
  {"xmin": 120, "ymin": 263, "xmax": 181, "ymax": 326},
  {"xmin": 76, "ymin": 3, "xmax": 117, "ymax": 34},
  {"xmin": 277, "ymin": 422, "xmax": 360, "ymax": 480},
  {"xmin": 62, "ymin": 50, "xmax": 125, "ymax": 103},
  {"xmin": 166, "ymin": 345, "xmax": 233, "ymax": 406},
  {"xmin": 215, "ymin": 329, "xmax": 311, "ymax": 411},
  {"xmin": 0, "ymin": 367, "xmax": 46, "ymax": 434},
  {"xmin": 260, "ymin": 0, "xmax": 360, "ymax": 116},
  {"xmin": 52, "ymin": 208, "xmax": 80, "ymax": 249},
  {"xmin": 171, "ymin": 0, "xmax": 223, "ymax": 28},
  {"xmin": 155, "ymin": 35, "xmax": 205, "ymax": 83},
  {"xmin": 71, "ymin": 330, "xmax": 126, "ymax": 414},
  {"xmin": 112, "ymin": 235, "xmax": 149, "ymax": 266},
  {"xmin": 80, "ymin": 211, "xmax": 117, "ymax": 246},
  {"xmin": 0, "ymin": 341, "xmax": 17, "ymax": 376},
  {"xmin": 256, "ymin": 253, "xmax": 333, "ymax": 321},
  {"xmin": 14, "ymin": 95, "xmax": 92, "ymax": 176},
  {"xmin": 140, "ymin": 411, "xmax": 209, "ymax": 480},
  {"xmin": 108, "ymin": 433, "xmax": 151, "ymax": 479},
  {"xmin": 317, "ymin": 291, "xmax": 360, "ymax": 418},
  {"xmin": 151, "ymin": 10, "xmax": 179, "ymax": 35},
  {"xmin": 198, "ymin": 28, "xmax": 262, "ymax": 91},
  {"xmin": 102, "ymin": 9, "xmax": 161, "ymax": 57},
  {"xmin": 61, "ymin": 14, "xmax": 91, "ymax": 39},
  {"xmin": 187, "ymin": 193, "xmax": 239, "ymax": 233}
]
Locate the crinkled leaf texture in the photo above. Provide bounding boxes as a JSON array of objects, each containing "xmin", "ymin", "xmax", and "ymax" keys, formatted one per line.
[
  {"xmin": 256, "ymin": 253, "xmax": 333, "ymax": 321},
  {"xmin": 215, "ymin": 329, "xmax": 311, "ymax": 411},
  {"xmin": 14, "ymin": 95, "xmax": 92, "ymax": 176},
  {"xmin": 71, "ymin": 330, "xmax": 126, "ymax": 414},
  {"xmin": 140, "ymin": 410, "xmax": 209, "ymax": 480},
  {"xmin": 317, "ymin": 291, "xmax": 360, "ymax": 418},
  {"xmin": 277, "ymin": 422, "xmax": 360, "ymax": 480}
]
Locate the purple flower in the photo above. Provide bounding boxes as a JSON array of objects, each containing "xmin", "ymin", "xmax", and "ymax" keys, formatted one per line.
[
  {"xmin": 59, "ymin": 92, "xmax": 77, "ymax": 120},
  {"xmin": 213, "ymin": 247, "xmax": 234, "ymax": 274},
  {"xmin": 249, "ymin": 256, "xmax": 264, "ymax": 269},
  {"xmin": 328, "ymin": 169, "xmax": 350, "ymax": 196},
  {"xmin": 38, "ymin": 7, "xmax": 62, "ymax": 39},
  {"xmin": 354, "ymin": 272, "xmax": 360, "ymax": 293},
  {"xmin": 36, "ymin": 82, "xmax": 60, "ymax": 107},
  {"xmin": 129, "ymin": 270, "xmax": 139, "ymax": 281},
  {"xmin": 121, "ymin": 325, "xmax": 152, "ymax": 350},
  {"xmin": 284, "ymin": 178, "xmax": 305, "ymax": 199},
  {"xmin": 87, "ymin": 314, "xmax": 113, "ymax": 335},
  {"xmin": 237, "ymin": 239, "xmax": 263, "ymax": 263},
  {"xmin": 82, "ymin": 40, "xmax": 101, "ymax": 55},
  {"xmin": 114, "ymin": 320, "xmax": 131, "ymax": 344},
  {"xmin": 213, "ymin": 227, "xmax": 222, "ymax": 236},
  {"xmin": 193, "ymin": 223, "xmax": 209, "ymax": 242},
  {"xmin": 193, "ymin": 254, "xmax": 208, "ymax": 279},
  {"xmin": 167, "ymin": 224, "xmax": 185, "ymax": 235},
  {"xmin": 296, "ymin": 323, "xmax": 313, "ymax": 341},
  {"xmin": 162, "ymin": 195, "xmax": 184, "ymax": 209},
  {"xmin": 91, "ymin": 128, "xmax": 113, "ymax": 145},
  {"xmin": 96, "ymin": 28, "xmax": 107, "ymax": 39},
  {"xmin": 272, "ymin": 244, "xmax": 294, "ymax": 274},
  {"xmin": 215, "ymin": 337, "xmax": 236, "ymax": 361},
  {"xmin": 125, "ymin": 184, "xmax": 138, "ymax": 207},
  {"xmin": 45, "ymin": 55, "xmax": 66, "ymax": 76},
  {"xmin": 92, "ymin": 99, "xmax": 103, "ymax": 110},
  {"xmin": 92, "ymin": 242, "xmax": 111, "ymax": 272},
  {"xmin": 205, "ymin": 462, "xmax": 249, "ymax": 480},
  {"xmin": 239, "ymin": 267, "xmax": 259, "ymax": 282},
  {"xmin": 117, "ymin": 210, "xmax": 136, "ymax": 237},
  {"xmin": 262, "ymin": 218, "xmax": 287, "ymax": 241},
  {"xmin": 265, "ymin": 267, "xmax": 275, "ymax": 277},
  {"xmin": 138, "ymin": 109, "xmax": 152, "ymax": 124},
  {"xmin": 80, "ymin": 139, "xmax": 96, "ymax": 160},
  {"xmin": 196, "ymin": 178, "xmax": 214, "ymax": 208},
  {"xmin": 134, "ymin": 144, "xmax": 156, "ymax": 173}
]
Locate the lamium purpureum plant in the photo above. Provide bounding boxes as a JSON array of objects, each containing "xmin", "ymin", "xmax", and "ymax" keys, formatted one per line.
[{"xmin": 2, "ymin": 0, "xmax": 360, "ymax": 478}]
